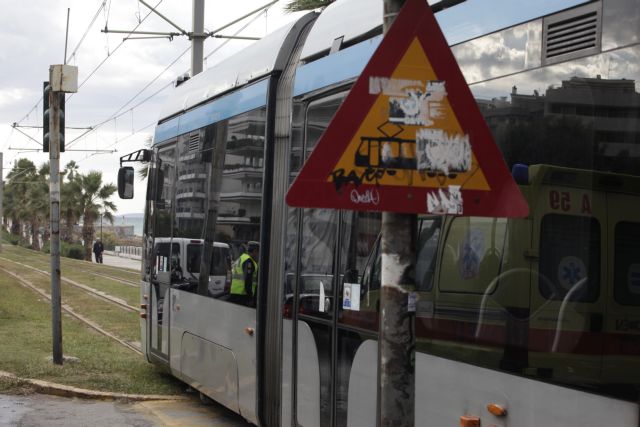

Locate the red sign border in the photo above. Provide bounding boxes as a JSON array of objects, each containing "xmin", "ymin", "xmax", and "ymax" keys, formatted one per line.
[{"xmin": 286, "ymin": 0, "xmax": 529, "ymax": 217}]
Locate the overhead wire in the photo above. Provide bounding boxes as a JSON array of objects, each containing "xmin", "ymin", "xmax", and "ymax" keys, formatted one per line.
[
  {"xmin": 13, "ymin": 0, "xmax": 119, "ymax": 127},
  {"xmin": 72, "ymin": 3, "xmax": 271, "ymax": 155},
  {"xmin": 9, "ymin": 0, "xmax": 165, "ymax": 159},
  {"xmin": 65, "ymin": 0, "xmax": 108, "ymax": 64},
  {"xmin": 67, "ymin": 0, "xmax": 164, "ymax": 101}
]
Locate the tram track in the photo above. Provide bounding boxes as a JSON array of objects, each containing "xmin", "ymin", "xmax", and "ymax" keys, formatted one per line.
[
  {"xmin": 88, "ymin": 271, "xmax": 138, "ymax": 288},
  {"xmin": 0, "ymin": 266, "xmax": 142, "ymax": 355},
  {"xmin": 0, "ymin": 257, "xmax": 138, "ymax": 313}
]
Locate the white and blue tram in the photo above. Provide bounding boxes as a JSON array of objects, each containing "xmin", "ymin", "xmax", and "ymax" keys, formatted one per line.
[{"xmin": 118, "ymin": 0, "xmax": 640, "ymax": 425}]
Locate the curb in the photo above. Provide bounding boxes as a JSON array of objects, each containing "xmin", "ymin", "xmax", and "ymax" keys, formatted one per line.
[{"xmin": 0, "ymin": 371, "xmax": 187, "ymax": 402}]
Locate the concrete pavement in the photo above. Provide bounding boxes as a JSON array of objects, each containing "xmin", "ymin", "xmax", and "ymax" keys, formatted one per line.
[{"xmin": 100, "ymin": 252, "xmax": 141, "ymax": 271}]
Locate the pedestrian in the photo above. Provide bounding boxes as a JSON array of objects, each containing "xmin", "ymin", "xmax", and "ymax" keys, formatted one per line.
[
  {"xmin": 229, "ymin": 241, "xmax": 259, "ymax": 306},
  {"xmin": 93, "ymin": 238, "xmax": 104, "ymax": 263}
]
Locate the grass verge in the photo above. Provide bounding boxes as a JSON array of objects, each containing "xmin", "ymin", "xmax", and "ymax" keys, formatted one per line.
[{"xmin": 0, "ymin": 248, "xmax": 182, "ymax": 395}]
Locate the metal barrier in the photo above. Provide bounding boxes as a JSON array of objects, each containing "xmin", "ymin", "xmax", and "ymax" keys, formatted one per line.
[{"xmin": 114, "ymin": 245, "xmax": 143, "ymax": 260}]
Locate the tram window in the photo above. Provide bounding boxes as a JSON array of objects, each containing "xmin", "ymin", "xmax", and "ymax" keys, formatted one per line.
[
  {"xmin": 154, "ymin": 143, "xmax": 177, "ymax": 240},
  {"xmin": 338, "ymin": 211, "xmax": 381, "ymax": 331},
  {"xmin": 614, "ymin": 222, "xmax": 640, "ymax": 306},
  {"xmin": 174, "ymin": 129, "xmax": 207, "ymax": 240},
  {"xmin": 539, "ymin": 215, "xmax": 600, "ymax": 303},
  {"xmin": 215, "ymin": 107, "xmax": 266, "ymax": 306},
  {"xmin": 299, "ymin": 208, "xmax": 337, "ymax": 317},
  {"xmin": 305, "ymin": 93, "xmax": 346, "ymax": 157},
  {"xmin": 416, "ymin": 217, "xmax": 442, "ymax": 292},
  {"xmin": 439, "ymin": 217, "xmax": 508, "ymax": 294}
]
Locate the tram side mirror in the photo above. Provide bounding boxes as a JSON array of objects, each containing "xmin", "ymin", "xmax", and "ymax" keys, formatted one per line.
[
  {"xmin": 118, "ymin": 166, "xmax": 135, "ymax": 199},
  {"xmin": 146, "ymin": 168, "xmax": 165, "ymax": 202}
]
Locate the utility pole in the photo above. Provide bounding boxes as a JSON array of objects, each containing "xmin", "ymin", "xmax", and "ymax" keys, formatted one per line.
[
  {"xmin": 47, "ymin": 64, "xmax": 77, "ymax": 365},
  {"xmin": 379, "ymin": 1, "xmax": 415, "ymax": 426},
  {"xmin": 191, "ymin": 0, "xmax": 205, "ymax": 76},
  {"xmin": 49, "ymin": 73, "xmax": 63, "ymax": 365}
]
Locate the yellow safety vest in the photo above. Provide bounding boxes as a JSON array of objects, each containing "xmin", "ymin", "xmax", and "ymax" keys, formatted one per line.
[{"xmin": 230, "ymin": 253, "xmax": 258, "ymax": 296}]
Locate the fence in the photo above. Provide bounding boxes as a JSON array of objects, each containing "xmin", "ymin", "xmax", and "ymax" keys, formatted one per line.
[{"xmin": 114, "ymin": 245, "xmax": 143, "ymax": 260}]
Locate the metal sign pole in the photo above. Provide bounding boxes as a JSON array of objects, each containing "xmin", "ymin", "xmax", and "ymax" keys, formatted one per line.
[
  {"xmin": 379, "ymin": 2, "xmax": 415, "ymax": 426},
  {"xmin": 49, "ymin": 70, "xmax": 63, "ymax": 365}
]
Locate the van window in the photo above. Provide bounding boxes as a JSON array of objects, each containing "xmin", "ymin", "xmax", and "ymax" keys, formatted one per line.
[
  {"xmin": 186, "ymin": 244, "xmax": 230, "ymax": 276},
  {"xmin": 439, "ymin": 217, "xmax": 507, "ymax": 294},
  {"xmin": 614, "ymin": 221, "xmax": 640, "ymax": 306},
  {"xmin": 539, "ymin": 214, "xmax": 600, "ymax": 302},
  {"xmin": 155, "ymin": 242, "xmax": 180, "ymax": 272}
]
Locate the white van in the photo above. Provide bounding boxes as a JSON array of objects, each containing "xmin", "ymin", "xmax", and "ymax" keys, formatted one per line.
[{"xmin": 153, "ymin": 238, "xmax": 232, "ymax": 297}]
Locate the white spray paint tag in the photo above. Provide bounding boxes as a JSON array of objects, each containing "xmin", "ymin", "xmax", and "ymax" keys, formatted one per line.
[
  {"xmin": 416, "ymin": 129, "xmax": 471, "ymax": 175},
  {"xmin": 427, "ymin": 185, "xmax": 463, "ymax": 214}
]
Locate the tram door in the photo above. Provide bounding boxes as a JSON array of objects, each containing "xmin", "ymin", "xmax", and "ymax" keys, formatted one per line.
[
  {"xmin": 290, "ymin": 94, "xmax": 381, "ymax": 426},
  {"xmin": 148, "ymin": 143, "xmax": 177, "ymax": 363}
]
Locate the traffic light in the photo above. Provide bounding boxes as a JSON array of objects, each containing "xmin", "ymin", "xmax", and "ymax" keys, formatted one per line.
[{"xmin": 43, "ymin": 81, "xmax": 65, "ymax": 152}]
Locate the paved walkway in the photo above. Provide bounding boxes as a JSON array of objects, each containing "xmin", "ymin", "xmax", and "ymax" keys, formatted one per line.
[{"xmin": 100, "ymin": 253, "xmax": 141, "ymax": 271}]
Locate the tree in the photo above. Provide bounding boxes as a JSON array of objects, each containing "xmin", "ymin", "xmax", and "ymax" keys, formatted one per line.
[
  {"xmin": 284, "ymin": 0, "xmax": 335, "ymax": 12},
  {"xmin": 61, "ymin": 160, "xmax": 81, "ymax": 242},
  {"xmin": 73, "ymin": 171, "xmax": 117, "ymax": 261},
  {"xmin": 24, "ymin": 163, "xmax": 50, "ymax": 250},
  {"xmin": 4, "ymin": 159, "xmax": 38, "ymax": 242}
]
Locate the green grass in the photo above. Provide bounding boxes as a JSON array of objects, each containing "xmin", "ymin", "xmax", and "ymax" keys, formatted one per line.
[{"xmin": 0, "ymin": 246, "xmax": 183, "ymax": 395}]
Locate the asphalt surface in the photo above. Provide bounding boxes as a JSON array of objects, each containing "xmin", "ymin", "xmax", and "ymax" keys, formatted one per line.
[{"xmin": 0, "ymin": 393, "xmax": 254, "ymax": 427}]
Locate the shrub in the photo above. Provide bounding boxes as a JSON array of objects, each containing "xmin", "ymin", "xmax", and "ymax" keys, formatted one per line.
[
  {"xmin": 64, "ymin": 244, "xmax": 85, "ymax": 260},
  {"xmin": 2, "ymin": 230, "xmax": 21, "ymax": 246}
]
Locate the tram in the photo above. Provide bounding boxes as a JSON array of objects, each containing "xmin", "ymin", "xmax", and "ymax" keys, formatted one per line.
[{"xmin": 118, "ymin": 0, "xmax": 640, "ymax": 425}]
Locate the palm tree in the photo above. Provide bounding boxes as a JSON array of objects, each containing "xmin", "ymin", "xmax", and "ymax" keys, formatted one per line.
[
  {"xmin": 61, "ymin": 161, "xmax": 81, "ymax": 242},
  {"xmin": 4, "ymin": 159, "xmax": 38, "ymax": 241},
  {"xmin": 23, "ymin": 163, "xmax": 50, "ymax": 250},
  {"xmin": 284, "ymin": 0, "xmax": 335, "ymax": 12},
  {"xmin": 74, "ymin": 171, "xmax": 117, "ymax": 261}
]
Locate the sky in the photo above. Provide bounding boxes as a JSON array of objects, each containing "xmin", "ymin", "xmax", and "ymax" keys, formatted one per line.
[{"xmin": 0, "ymin": 0, "xmax": 306, "ymax": 215}]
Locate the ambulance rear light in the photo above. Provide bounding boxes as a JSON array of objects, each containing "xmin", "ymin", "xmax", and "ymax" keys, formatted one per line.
[{"xmin": 512, "ymin": 163, "xmax": 529, "ymax": 185}]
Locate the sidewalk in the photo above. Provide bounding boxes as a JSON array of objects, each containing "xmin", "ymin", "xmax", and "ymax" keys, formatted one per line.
[{"xmin": 100, "ymin": 253, "xmax": 141, "ymax": 271}]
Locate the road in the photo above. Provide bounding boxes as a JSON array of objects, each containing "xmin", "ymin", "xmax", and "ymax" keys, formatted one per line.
[{"xmin": 0, "ymin": 393, "xmax": 253, "ymax": 427}]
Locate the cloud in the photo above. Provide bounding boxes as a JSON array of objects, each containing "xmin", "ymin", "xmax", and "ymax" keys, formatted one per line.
[{"xmin": 0, "ymin": 88, "xmax": 30, "ymax": 109}]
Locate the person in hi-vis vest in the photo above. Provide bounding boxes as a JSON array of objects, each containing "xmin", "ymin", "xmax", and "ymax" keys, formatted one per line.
[{"xmin": 229, "ymin": 241, "xmax": 259, "ymax": 306}]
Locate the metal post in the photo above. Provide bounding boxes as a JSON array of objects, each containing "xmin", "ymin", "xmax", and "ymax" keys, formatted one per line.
[
  {"xmin": 49, "ymin": 68, "xmax": 63, "ymax": 365},
  {"xmin": 191, "ymin": 0, "xmax": 205, "ymax": 76},
  {"xmin": 379, "ymin": 1, "xmax": 415, "ymax": 426},
  {"xmin": 100, "ymin": 213, "xmax": 103, "ymax": 241}
]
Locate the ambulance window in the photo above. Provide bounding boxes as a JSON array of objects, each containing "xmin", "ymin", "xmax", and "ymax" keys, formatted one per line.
[
  {"xmin": 539, "ymin": 215, "xmax": 600, "ymax": 302},
  {"xmin": 614, "ymin": 222, "xmax": 640, "ymax": 306},
  {"xmin": 439, "ymin": 217, "xmax": 508, "ymax": 294}
]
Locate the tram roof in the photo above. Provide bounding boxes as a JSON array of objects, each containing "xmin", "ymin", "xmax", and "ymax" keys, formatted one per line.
[
  {"xmin": 158, "ymin": 20, "xmax": 298, "ymax": 122},
  {"xmin": 299, "ymin": 0, "xmax": 382, "ymax": 62}
]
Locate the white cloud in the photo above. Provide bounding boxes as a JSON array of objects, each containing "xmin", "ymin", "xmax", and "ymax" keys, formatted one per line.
[{"xmin": 0, "ymin": 0, "xmax": 303, "ymax": 214}]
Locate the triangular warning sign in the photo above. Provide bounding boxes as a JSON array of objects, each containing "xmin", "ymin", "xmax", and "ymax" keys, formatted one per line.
[{"xmin": 286, "ymin": 0, "xmax": 529, "ymax": 217}]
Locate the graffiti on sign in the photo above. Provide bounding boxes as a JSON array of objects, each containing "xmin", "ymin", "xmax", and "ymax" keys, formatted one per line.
[{"xmin": 427, "ymin": 185, "xmax": 463, "ymax": 214}]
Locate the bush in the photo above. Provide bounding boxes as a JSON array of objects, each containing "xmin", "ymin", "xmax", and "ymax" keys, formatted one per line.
[
  {"xmin": 2, "ymin": 231, "xmax": 21, "ymax": 246},
  {"xmin": 64, "ymin": 244, "xmax": 85, "ymax": 260}
]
